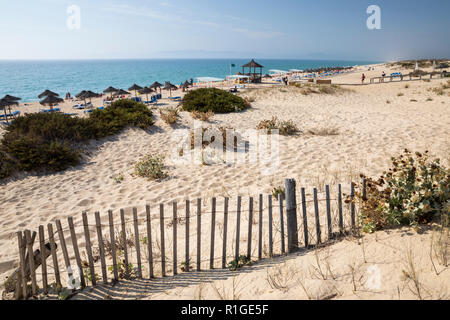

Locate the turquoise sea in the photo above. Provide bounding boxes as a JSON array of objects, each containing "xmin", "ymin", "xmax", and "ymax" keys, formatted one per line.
[{"xmin": 0, "ymin": 59, "xmax": 379, "ymax": 102}]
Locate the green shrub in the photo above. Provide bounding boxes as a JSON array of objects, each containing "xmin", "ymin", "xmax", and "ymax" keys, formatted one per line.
[
  {"xmin": 0, "ymin": 99, "xmax": 154, "ymax": 178},
  {"xmin": 134, "ymin": 153, "xmax": 168, "ymax": 181},
  {"xmin": 0, "ymin": 151, "xmax": 14, "ymax": 179},
  {"xmin": 256, "ymin": 117, "xmax": 299, "ymax": 136},
  {"xmin": 182, "ymin": 88, "xmax": 248, "ymax": 113},
  {"xmin": 353, "ymin": 150, "xmax": 449, "ymax": 233}
]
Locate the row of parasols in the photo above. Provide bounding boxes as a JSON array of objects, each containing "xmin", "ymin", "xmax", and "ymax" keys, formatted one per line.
[{"xmin": 0, "ymin": 81, "xmax": 192, "ymax": 118}]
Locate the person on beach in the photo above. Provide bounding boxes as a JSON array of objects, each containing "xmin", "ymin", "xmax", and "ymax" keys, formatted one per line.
[
  {"xmin": 362, "ymin": 73, "xmax": 366, "ymax": 84},
  {"xmin": 381, "ymin": 71, "xmax": 386, "ymax": 82}
]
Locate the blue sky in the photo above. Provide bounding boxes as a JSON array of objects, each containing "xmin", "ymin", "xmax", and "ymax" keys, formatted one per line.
[{"xmin": 1, "ymin": 0, "xmax": 449, "ymax": 60}]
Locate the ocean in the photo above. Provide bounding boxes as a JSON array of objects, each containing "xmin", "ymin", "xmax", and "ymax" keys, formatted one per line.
[{"xmin": 0, "ymin": 59, "xmax": 378, "ymax": 102}]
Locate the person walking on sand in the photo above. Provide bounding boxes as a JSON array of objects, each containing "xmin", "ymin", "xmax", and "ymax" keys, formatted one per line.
[
  {"xmin": 361, "ymin": 73, "xmax": 366, "ymax": 84},
  {"xmin": 381, "ymin": 71, "xmax": 386, "ymax": 82}
]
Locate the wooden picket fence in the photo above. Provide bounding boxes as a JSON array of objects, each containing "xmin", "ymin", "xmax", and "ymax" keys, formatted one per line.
[{"xmin": 11, "ymin": 178, "xmax": 366, "ymax": 300}]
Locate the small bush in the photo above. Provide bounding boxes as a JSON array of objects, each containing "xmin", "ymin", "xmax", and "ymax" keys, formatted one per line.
[
  {"xmin": 160, "ymin": 108, "xmax": 179, "ymax": 125},
  {"xmin": 0, "ymin": 99, "xmax": 154, "ymax": 179},
  {"xmin": 191, "ymin": 110, "xmax": 214, "ymax": 122},
  {"xmin": 256, "ymin": 117, "xmax": 299, "ymax": 136},
  {"xmin": 272, "ymin": 186, "xmax": 286, "ymax": 201},
  {"xmin": 134, "ymin": 153, "xmax": 168, "ymax": 181},
  {"xmin": 353, "ymin": 150, "xmax": 449, "ymax": 233},
  {"xmin": 397, "ymin": 92, "xmax": 404, "ymax": 97},
  {"xmin": 182, "ymin": 88, "xmax": 248, "ymax": 113},
  {"xmin": 228, "ymin": 255, "xmax": 252, "ymax": 271}
]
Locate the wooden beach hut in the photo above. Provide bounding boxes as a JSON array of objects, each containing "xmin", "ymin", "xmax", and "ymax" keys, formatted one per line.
[{"xmin": 242, "ymin": 59, "xmax": 264, "ymax": 83}]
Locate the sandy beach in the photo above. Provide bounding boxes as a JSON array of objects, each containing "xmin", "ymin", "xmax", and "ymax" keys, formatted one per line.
[{"xmin": 1, "ymin": 62, "xmax": 449, "ymax": 299}]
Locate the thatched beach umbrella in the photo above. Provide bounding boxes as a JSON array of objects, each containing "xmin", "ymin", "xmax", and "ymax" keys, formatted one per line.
[
  {"xmin": 150, "ymin": 81, "xmax": 163, "ymax": 93},
  {"xmin": 128, "ymin": 83, "xmax": 143, "ymax": 97},
  {"xmin": 0, "ymin": 98, "xmax": 19, "ymax": 120},
  {"xmin": 163, "ymin": 81, "xmax": 178, "ymax": 97},
  {"xmin": 103, "ymin": 86, "xmax": 118, "ymax": 99},
  {"xmin": 139, "ymin": 87, "xmax": 154, "ymax": 102},
  {"xmin": 115, "ymin": 89, "xmax": 131, "ymax": 98},
  {"xmin": 180, "ymin": 80, "xmax": 191, "ymax": 92},
  {"xmin": 76, "ymin": 90, "xmax": 98, "ymax": 106},
  {"xmin": 38, "ymin": 90, "xmax": 59, "ymax": 99},
  {"xmin": 2, "ymin": 95, "xmax": 21, "ymax": 102},
  {"xmin": 39, "ymin": 95, "xmax": 64, "ymax": 111}
]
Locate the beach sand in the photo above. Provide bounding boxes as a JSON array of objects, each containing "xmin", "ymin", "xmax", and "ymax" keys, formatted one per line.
[{"xmin": 1, "ymin": 62, "xmax": 449, "ymax": 299}]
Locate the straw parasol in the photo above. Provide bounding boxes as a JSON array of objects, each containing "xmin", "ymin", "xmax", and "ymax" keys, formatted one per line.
[
  {"xmin": 0, "ymin": 98, "xmax": 19, "ymax": 120},
  {"xmin": 180, "ymin": 80, "xmax": 191, "ymax": 92},
  {"xmin": 138, "ymin": 87, "xmax": 154, "ymax": 102},
  {"xmin": 115, "ymin": 89, "xmax": 130, "ymax": 98},
  {"xmin": 39, "ymin": 95, "xmax": 64, "ymax": 111},
  {"xmin": 38, "ymin": 90, "xmax": 59, "ymax": 99},
  {"xmin": 76, "ymin": 90, "xmax": 98, "ymax": 106},
  {"xmin": 150, "ymin": 81, "xmax": 163, "ymax": 93},
  {"xmin": 128, "ymin": 84, "xmax": 143, "ymax": 97},
  {"xmin": 2, "ymin": 95, "xmax": 21, "ymax": 102},
  {"xmin": 163, "ymin": 81, "xmax": 178, "ymax": 97},
  {"xmin": 103, "ymin": 86, "xmax": 118, "ymax": 99}
]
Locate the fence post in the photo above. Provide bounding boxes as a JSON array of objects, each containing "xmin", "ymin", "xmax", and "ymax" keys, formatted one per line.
[
  {"xmin": 247, "ymin": 197, "xmax": 253, "ymax": 259},
  {"xmin": 47, "ymin": 223, "xmax": 61, "ymax": 290},
  {"xmin": 185, "ymin": 200, "xmax": 190, "ymax": 273},
  {"xmin": 235, "ymin": 196, "xmax": 241, "ymax": 261},
  {"xmin": 313, "ymin": 188, "xmax": 321, "ymax": 245},
  {"xmin": 24, "ymin": 230, "xmax": 37, "ymax": 296},
  {"xmin": 222, "ymin": 197, "xmax": 229, "ymax": 269},
  {"xmin": 325, "ymin": 185, "xmax": 332, "ymax": 240},
  {"xmin": 120, "ymin": 209, "xmax": 129, "ymax": 279},
  {"xmin": 338, "ymin": 184, "xmax": 344, "ymax": 234},
  {"xmin": 268, "ymin": 195, "xmax": 273, "ymax": 258},
  {"xmin": 160, "ymin": 204, "xmax": 166, "ymax": 277},
  {"xmin": 350, "ymin": 183, "xmax": 356, "ymax": 230},
  {"xmin": 209, "ymin": 198, "xmax": 216, "ymax": 269},
  {"xmin": 278, "ymin": 194, "xmax": 285, "ymax": 254},
  {"xmin": 68, "ymin": 217, "xmax": 86, "ymax": 288},
  {"xmin": 56, "ymin": 220, "xmax": 72, "ymax": 287},
  {"xmin": 82, "ymin": 212, "xmax": 96, "ymax": 286},
  {"xmin": 145, "ymin": 205, "xmax": 154, "ymax": 278},
  {"xmin": 285, "ymin": 179, "xmax": 298, "ymax": 253},
  {"xmin": 94, "ymin": 212, "xmax": 108, "ymax": 284},
  {"xmin": 196, "ymin": 199, "xmax": 201, "ymax": 271},
  {"xmin": 258, "ymin": 194, "xmax": 263, "ymax": 260},
  {"xmin": 38, "ymin": 226, "xmax": 48, "ymax": 294},
  {"xmin": 17, "ymin": 232, "xmax": 27, "ymax": 299},
  {"xmin": 172, "ymin": 203, "xmax": 177, "ymax": 275},
  {"xmin": 301, "ymin": 187, "xmax": 309, "ymax": 248},
  {"xmin": 108, "ymin": 210, "xmax": 119, "ymax": 282}
]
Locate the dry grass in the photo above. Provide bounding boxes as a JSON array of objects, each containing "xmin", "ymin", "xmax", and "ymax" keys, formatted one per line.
[
  {"xmin": 291, "ymin": 83, "xmax": 352, "ymax": 96},
  {"xmin": 190, "ymin": 110, "xmax": 214, "ymax": 122},
  {"xmin": 397, "ymin": 92, "xmax": 404, "ymax": 97},
  {"xmin": 160, "ymin": 108, "xmax": 179, "ymax": 125},
  {"xmin": 265, "ymin": 262, "xmax": 297, "ymax": 293},
  {"xmin": 256, "ymin": 117, "xmax": 299, "ymax": 136}
]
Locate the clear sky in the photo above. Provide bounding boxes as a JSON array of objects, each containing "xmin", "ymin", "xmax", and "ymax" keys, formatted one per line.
[{"xmin": 1, "ymin": 0, "xmax": 449, "ymax": 61}]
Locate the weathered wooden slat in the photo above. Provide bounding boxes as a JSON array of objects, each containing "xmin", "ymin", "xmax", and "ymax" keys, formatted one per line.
[
  {"xmin": 185, "ymin": 200, "xmax": 190, "ymax": 272},
  {"xmin": 82, "ymin": 212, "xmax": 96, "ymax": 286},
  {"xmin": 160, "ymin": 204, "xmax": 166, "ymax": 277},
  {"xmin": 24, "ymin": 230, "xmax": 37, "ymax": 296},
  {"xmin": 268, "ymin": 195, "xmax": 273, "ymax": 258},
  {"xmin": 145, "ymin": 205, "xmax": 154, "ymax": 278},
  {"xmin": 68, "ymin": 217, "xmax": 86, "ymax": 288},
  {"xmin": 313, "ymin": 188, "xmax": 321, "ymax": 245},
  {"xmin": 222, "ymin": 197, "xmax": 229, "ymax": 269},
  {"xmin": 172, "ymin": 203, "xmax": 177, "ymax": 275},
  {"xmin": 47, "ymin": 223, "xmax": 61, "ymax": 290},
  {"xmin": 17, "ymin": 232, "xmax": 27, "ymax": 299},
  {"xmin": 301, "ymin": 187, "xmax": 309, "ymax": 248},
  {"xmin": 362, "ymin": 178, "xmax": 367, "ymax": 200},
  {"xmin": 350, "ymin": 183, "xmax": 356, "ymax": 230},
  {"xmin": 285, "ymin": 179, "xmax": 298, "ymax": 253},
  {"xmin": 38, "ymin": 226, "xmax": 48, "ymax": 294},
  {"xmin": 132, "ymin": 208, "xmax": 142, "ymax": 278},
  {"xmin": 247, "ymin": 197, "xmax": 253, "ymax": 259},
  {"xmin": 258, "ymin": 194, "xmax": 263, "ymax": 260},
  {"xmin": 325, "ymin": 185, "xmax": 332, "ymax": 240},
  {"xmin": 108, "ymin": 210, "xmax": 119, "ymax": 282},
  {"xmin": 278, "ymin": 194, "xmax": 285, "ymax": 254},
  {"xmin": 94, "ymin": 212, "xmax": 108, "ymax": 283},
  {"xmin": 196, "ymin": 198, "xmax": 201, "ymax": 271},
  {"xmin": 338, "ymin": 184, "xmax": 344, "ymax": 234},
  {"xmin": 235, "ymin": 196, "xmax": 241, "ymax": 260},
  {"xmin": 56, "ymin": 220, "xmax": 73, "ymax": 286},
  {"xmin": 209, "ymin": 198, "xmax": 216, "ymax": 269},
  {"xmin": 120, "ymin": 209, "xmax": 129, "ymax": 279}
]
